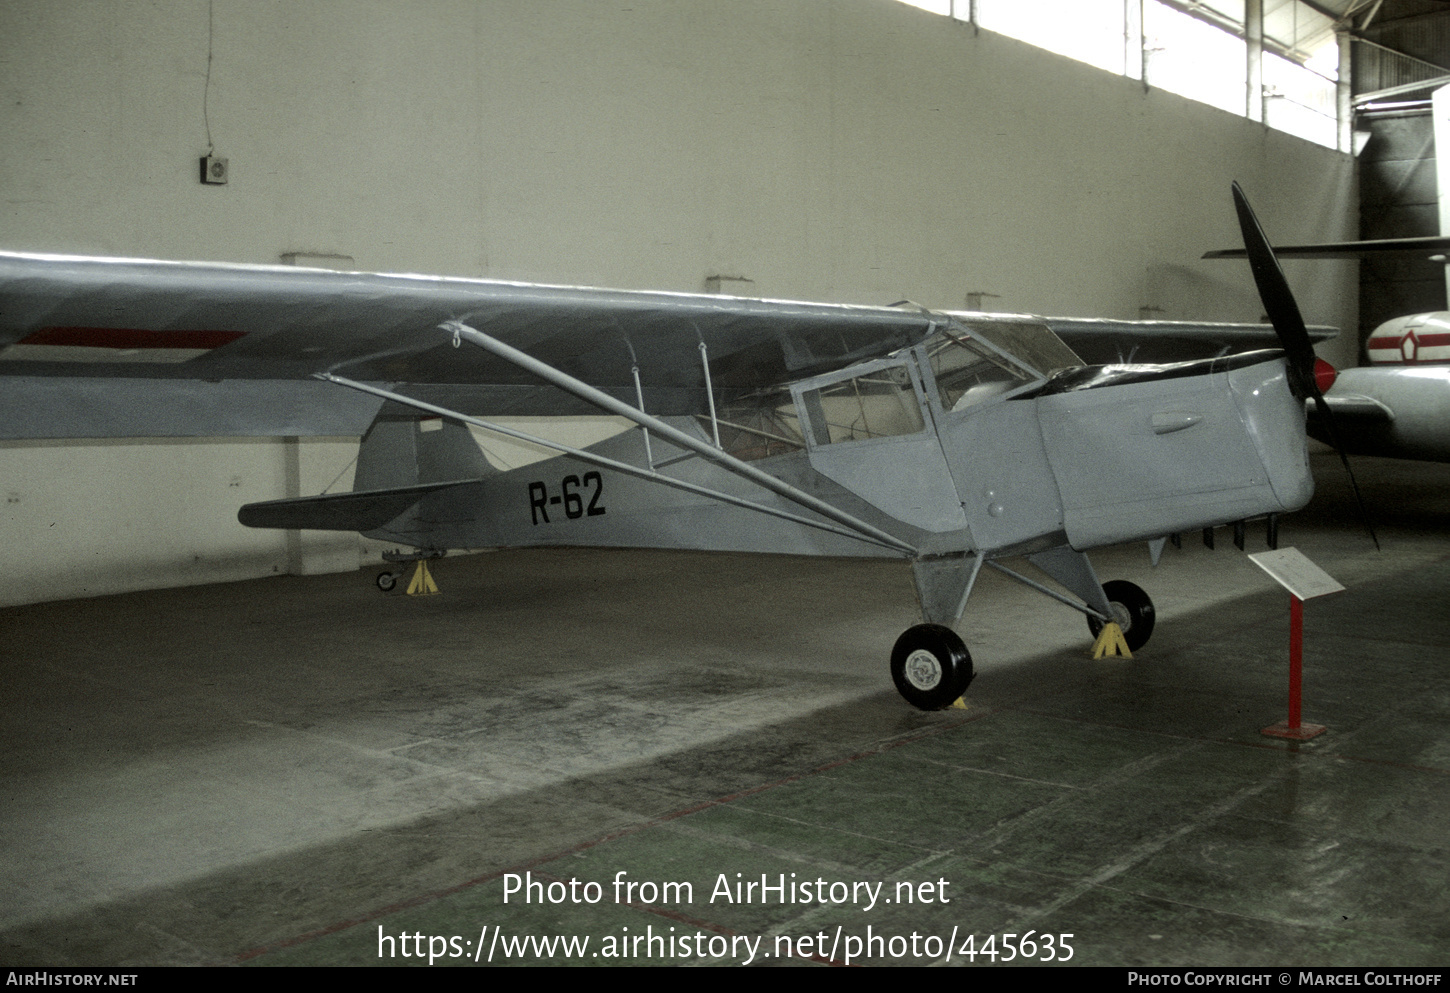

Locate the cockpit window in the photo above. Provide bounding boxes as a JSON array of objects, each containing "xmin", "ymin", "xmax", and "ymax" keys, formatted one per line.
[
  {"xmin": 710, "ymin": 359, "xmax": 928, "ymax": 460},
  {"xmin": 797, "ymin": 363, "xmax": 926, "ymax": 446},
  {"xmin": 706, "ymin": 316, "xmax": 1083, "ymax": 458}
]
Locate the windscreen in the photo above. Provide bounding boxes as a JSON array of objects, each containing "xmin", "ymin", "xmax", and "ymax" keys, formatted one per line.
[{"xmin": 926, "ymin": 332, "xmax": 1035, "ymax": 412}]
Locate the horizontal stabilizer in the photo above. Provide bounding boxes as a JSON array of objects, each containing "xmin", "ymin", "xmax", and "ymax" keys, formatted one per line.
[{"xmin": 237, "ymin": 479, "xmax": 478, "ymax": 531}]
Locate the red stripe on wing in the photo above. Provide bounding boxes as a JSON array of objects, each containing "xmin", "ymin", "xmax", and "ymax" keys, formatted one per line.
[{"xmin": 19, "ymin": 327, "xmax": 246, "ymax": 349}]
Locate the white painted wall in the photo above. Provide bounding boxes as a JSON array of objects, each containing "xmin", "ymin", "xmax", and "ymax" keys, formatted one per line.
[{"xmin": 0, "ymin": 0, "xmax": 1358, "ymax": 606}]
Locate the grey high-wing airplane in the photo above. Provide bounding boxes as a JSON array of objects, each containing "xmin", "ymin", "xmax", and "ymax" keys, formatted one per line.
[{"xmin": 0, "ymin": 186, "xmax": 1333, "ymax": 709}]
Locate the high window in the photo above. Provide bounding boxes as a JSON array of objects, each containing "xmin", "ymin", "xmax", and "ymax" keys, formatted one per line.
[{"xmin": 896, "ymin": 0, "xmax": 1340, "ymax": 149}]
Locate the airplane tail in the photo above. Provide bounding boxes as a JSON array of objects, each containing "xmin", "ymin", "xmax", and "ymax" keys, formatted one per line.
[
  {"xmin": 238, "ymin": 413, "xmax": 496, "ymax": 532},
  {"xmin": 353, "ymin": 410, "xmax": 496, "ymax": 490}
]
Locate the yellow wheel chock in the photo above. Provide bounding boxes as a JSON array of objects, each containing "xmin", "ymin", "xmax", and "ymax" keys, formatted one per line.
[
  {"xmin": 406, "ymin": 559, "xmax": 440, "ymax": 596},
  {"xmin": 1091, "ymin": 621, "xmax": 1132, "ymax": 659}
]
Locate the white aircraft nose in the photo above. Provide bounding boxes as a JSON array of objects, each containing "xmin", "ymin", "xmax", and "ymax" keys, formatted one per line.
[{"xmin": 1230, "ymin": 356, "xmax": 1314, "ymax": 514}]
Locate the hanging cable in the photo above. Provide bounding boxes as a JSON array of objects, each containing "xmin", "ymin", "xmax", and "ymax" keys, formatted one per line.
[{"xmin": 202, "ymin": 0, "xmax": 215, "ymax": 155}]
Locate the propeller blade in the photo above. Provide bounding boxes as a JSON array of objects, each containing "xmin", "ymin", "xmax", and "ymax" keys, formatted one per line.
[
  {"xmin": 1230, "ymin": 181, "xmax": 1379, "ymax": 550},
  {"xmin": 1231, "ymin": 181, "xmax": 1317, "ymax": 398}
]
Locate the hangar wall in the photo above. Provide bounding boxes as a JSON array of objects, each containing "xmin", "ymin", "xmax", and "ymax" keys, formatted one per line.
[{"xmin": 0, "ymin": 0, "xmax": 1358, "ymax": 606}]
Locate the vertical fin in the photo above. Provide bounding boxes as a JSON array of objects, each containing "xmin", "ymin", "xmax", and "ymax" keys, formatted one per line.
[{"xmin": 355, "ymin": 413, "xmax": 495, "ymax": 491}]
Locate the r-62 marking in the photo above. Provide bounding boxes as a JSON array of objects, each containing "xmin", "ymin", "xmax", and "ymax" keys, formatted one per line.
[{"xmin": 529, "ymin": 471, "xmax": 606, "ymax": 525}]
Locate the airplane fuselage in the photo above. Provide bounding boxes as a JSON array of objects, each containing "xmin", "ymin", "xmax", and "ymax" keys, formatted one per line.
[
  {"xmin": 1366, "ymin": 312, "xmax": 1450, "ymax": 366},
  {"xmin": 1317, "ymin": 364, "xmax": 1450, "ymax": 463},
  {"xmin": 340, "ymin": 343, "xmax": 1313, "ymax": 563}
]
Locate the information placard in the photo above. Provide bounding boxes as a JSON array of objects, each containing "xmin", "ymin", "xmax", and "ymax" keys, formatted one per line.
[{"xmin": 1246, "ymin": 547, "xmax": 1344, "ymax": 601}]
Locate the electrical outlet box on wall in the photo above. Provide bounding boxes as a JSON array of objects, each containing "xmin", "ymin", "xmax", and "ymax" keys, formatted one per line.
[{"xmin": 200, "ymin": 155, "xmax": 228, "ymax": 184}]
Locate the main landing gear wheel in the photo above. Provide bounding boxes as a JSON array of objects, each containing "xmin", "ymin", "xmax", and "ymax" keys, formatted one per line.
[
  {"xmin": 890, "ymin": 624, "xmax": 975, "ymax": 711},
  {"xmin": 1085, "ymin": 580, "xmax": 1156, "ymax": 651},
  {"xmin": 375, "ymin": 571, "xmax": 399, "ymax": 592}
]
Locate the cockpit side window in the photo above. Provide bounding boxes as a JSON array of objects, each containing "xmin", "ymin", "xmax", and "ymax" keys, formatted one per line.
[
  {"xmin": 706, "ymin": 360, "xmax": 928, "ymax": 460},
  {"xmin": 796, "ymin": 363, "xmax": 925, "ymax": 447},
  {"xmin": 771, "ymin": 356, "xmax": 928, "ymax": 449}
]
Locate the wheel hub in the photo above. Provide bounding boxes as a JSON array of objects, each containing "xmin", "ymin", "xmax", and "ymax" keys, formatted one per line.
[
  {"xmin": 903, "ymin": 649, "xmax": 943, "ymax": 690},
  {"xmin": 1109, "ymin": 601, "xmax": 1131, "ymax": 630}
]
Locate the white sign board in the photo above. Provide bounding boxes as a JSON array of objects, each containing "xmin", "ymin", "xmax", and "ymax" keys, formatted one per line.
[{"xmin": 1247, "ymin": 547, "xmax": 1345, "ymax": 601}]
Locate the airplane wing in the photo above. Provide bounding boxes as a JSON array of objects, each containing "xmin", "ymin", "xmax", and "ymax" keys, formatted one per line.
[
  {"xmin": 1203, "ymin": 236, "xmax": 1450, "ymax": 260},
  {"xmin": 1043, "ymin": 316, "xmax": 1335, "ymax": 365},
  {"xmin": 0, "ymin": 251, "xmax": 938, "ymax": 439},
  {"xmin": 0, "ymin": 249, "xmax": 1337, "ymax": 438}
]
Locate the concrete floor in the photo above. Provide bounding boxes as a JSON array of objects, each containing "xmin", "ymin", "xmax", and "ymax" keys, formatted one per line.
[{"xmin": 2, "ymin": 452, "xmax": 1448, "ymax": 966}]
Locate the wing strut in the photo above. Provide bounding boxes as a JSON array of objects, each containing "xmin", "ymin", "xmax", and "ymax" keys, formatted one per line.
[
  {"xmin": 315, "ymin": 372, "xmax": 916, "ymax": 556},
  {"xmin": 627, "ymin": 351, "xmax": 655, "ymax": 469},
  {"xmin": 431, "ymin": 320, "xmax": 919, "ymax": 554},
  {"xmin": 698, "ymin": 339, "xmax": 722, "ymax": 448}
]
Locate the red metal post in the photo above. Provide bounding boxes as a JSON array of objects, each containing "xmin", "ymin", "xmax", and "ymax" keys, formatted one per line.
[
  {"xmin": 1262, "ymin": 592, "xmax": 1325, "ymax": 740},
  {"xmin": 1288, "ymin": 594, "xmax": 1303, "ymax": 729}
]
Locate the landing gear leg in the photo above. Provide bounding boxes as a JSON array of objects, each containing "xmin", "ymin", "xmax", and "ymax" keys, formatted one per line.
[
  {"xmin": 996, "ymin": 547, "xmax": 1157, "ymax": 654},
  {"xmin": 892, "ymin": 554, "xmax": 984, "ymax": 710},
  {"xmin": 378, "ymin": 548, "xmax": 446, "ymax": 595}
]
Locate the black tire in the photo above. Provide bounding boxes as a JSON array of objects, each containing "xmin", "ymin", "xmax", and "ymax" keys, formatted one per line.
[
  {"xmin": 890, "ymin": 624, "xmax": 975, "ymax": 710},
  {"xmin": 376, "ymin": 571, "xmax": 398, "ymax": 592},
  {"xmin": 1085, "ymin": 580, "xmax": 1155, "ymax": 651}
]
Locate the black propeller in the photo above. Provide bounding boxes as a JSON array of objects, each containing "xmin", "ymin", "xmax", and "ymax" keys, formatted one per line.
[{"xmin": 1230, "ymin": 181, "xmax": 1379, "ymax": 550}]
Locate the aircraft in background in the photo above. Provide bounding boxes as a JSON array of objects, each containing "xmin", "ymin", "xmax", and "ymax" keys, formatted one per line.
[
  {"xmin": 1204, "ymin": 236, "xmax": 1450, "ymax": 464},
  {"xmin": 0, "ymin": 186, "xmax": 1339, "ymax": 709}
]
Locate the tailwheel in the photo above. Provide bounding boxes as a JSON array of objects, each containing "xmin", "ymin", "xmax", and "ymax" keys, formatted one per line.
[
  {"xmin": 376, "ymin": 570, "xmax": 399, "ymax": 592},
  {"xmin": 890, "ymin": 624, "xmax": 974, "ymax": 711},
  {"xmin": 1085, "ymin": 580, "xmax": 1155, "ymax": 651}
]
